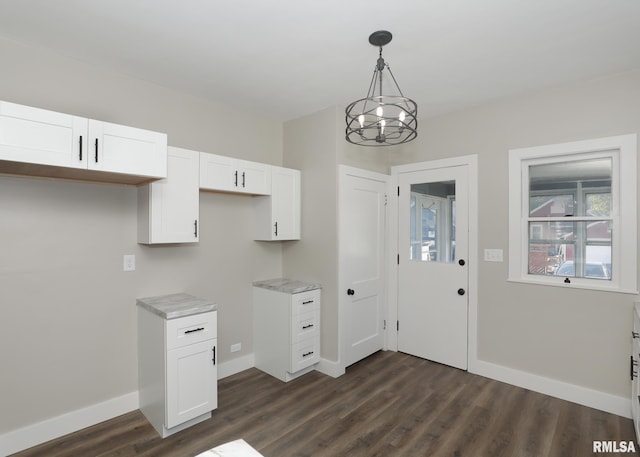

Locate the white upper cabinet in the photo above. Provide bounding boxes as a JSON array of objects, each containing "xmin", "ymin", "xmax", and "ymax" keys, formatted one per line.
[
  {"xmin": 0, "ymin": 100, "xmax": 87, "ymax": 169},
  {"xmin": 0, "ymin": 100, "xmax": 167, "ymax": 183},
  {"xmin": 199, "ymin": 152, "xmax": 270, "ymax": 195},
  {"xmin": 254, "ymin": 166, "xmax": 301, "ymax": 241},
  {"xmin": 138, "ymin": 147, "xmax": 200, "ymax": 244},
  {"xmin": 87, "ymin": 120, "xmax": 167, "ymax": 178}
]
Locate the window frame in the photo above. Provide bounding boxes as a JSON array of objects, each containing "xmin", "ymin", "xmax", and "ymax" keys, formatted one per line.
[{"xmin": 508, "ymin": 134, "xmax": 637, "ymax": 293}]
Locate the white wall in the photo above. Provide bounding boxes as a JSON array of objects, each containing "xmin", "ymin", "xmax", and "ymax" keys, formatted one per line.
[{"xmin": 0, "ymin": 37, "xmax": 283, "ymax": 436}]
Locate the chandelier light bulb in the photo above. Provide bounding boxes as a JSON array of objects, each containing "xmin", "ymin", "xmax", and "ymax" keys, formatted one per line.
[
  {"xmin": 380, "ymin": 119, "xmax": 386, "ymax": 134},
  {"xmin": 358, "ymin": 114, "xmax": 365, "ymax": 129},
  {"xmin": 376, "ymin": 106, "xmax": 383, "ymax": 117},
  {"xmin": 399, "ymin": 110, "xmax": 406, "ymax": 123}
]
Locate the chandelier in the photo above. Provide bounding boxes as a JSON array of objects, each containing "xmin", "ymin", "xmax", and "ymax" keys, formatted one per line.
[{"xmin": 345, "ymin": 30, "xmax": 418, "ymax": 147}]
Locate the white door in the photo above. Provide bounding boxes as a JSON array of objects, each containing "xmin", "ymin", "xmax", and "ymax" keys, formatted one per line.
[
  {"xmin": 339, "ymin": 166, "xmax": 388, "ymax": 368},
  {"xmin": 397, "ymin": 164, "xmax": 469, "ymax": 370}
]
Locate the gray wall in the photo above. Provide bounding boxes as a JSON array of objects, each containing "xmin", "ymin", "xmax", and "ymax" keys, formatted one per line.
[
  {"xmin": 388, "ymin": 69, "xmax": 640, "ymax": 398},
  {"xmin": 0, "ymin": 37, "xmax": 283, "ymax": 433}
]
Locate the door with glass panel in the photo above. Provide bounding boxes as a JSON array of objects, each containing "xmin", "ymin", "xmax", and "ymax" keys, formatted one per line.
[{"xmin": 397, "ymin": 165, "xmax": 468, "ymax": 370}]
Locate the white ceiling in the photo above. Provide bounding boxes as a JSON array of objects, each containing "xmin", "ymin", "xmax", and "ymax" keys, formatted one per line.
[{"xmin": 1, "ymin": 0, "xmax": 639, "ymax": 122}]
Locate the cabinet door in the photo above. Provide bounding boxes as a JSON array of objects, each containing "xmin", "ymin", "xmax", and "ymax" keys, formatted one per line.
[
  {"xmin": 254, "ymin": 166, "xmax": 301, "ymax": 240},
  {"xmin": 0, "ymin": 100, "xmax": 87, "ymax": 169},
  {"xmin": 237, "ymin": 159, "xmax": 270, "ymax": 195},
  {"xmin": 138, "ymin": 147, "xmax": 199, "ymax": 244},
  {"xmin": 166, "ymin": 339, "xmax": 217, "ymax": 429},
  {"xmin": 88, "ymin": 120, "xmax": 167, "ymax": 178},
  {"xmin": 199, "ymin": 152, "xmax": 237, "ymax": 192}
]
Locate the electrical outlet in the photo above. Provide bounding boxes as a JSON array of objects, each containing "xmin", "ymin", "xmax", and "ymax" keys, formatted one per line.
[
  {"xmin": 230, "ymin": 343, "xmax": 242, "ymax": 353},
  {"xmin": 123, "ymin": 254, "xmax": 136, "ymax": 271}
]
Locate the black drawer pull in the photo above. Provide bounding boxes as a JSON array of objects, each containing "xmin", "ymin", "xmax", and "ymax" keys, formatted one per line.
[
  {"xmin": 302, "ymin": 300, "xmax": 314, "ymax": 305},
  {"xmin": 302, "ymin": 351, "xmax": 314, "ymax": 358},
  {"xmin": 184, "ymin": 327, "xmax": 204, "ymax": 334},
  {"xmin": 633, "ymin": 331, "xmax": 640, "ymax": 339},
  {"xmin": 79, "ymin": 135, "xmax": 83, "ymax": 161},
  {"xmin": 302, "ymin": 324, "xmax": 314, "ymax": 329}
]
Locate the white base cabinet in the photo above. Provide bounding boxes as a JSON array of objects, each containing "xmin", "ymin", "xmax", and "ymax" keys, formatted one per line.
[
  {"xmin": 632, "ymin": 303, "xmax": 640, "ymax": 444},
  {"xmin": 253, "ymin": 166, "xmax": 301, "ymax": 240},
  {"xmin": 138, "ymin": 146, "xmax": 200, "ymax": 244},
  {"xmin": 253, "ymin": 284, "xmax": 320, "ymax": 382},
  {"xmin": 0, "ymin": 100, "xmax": 167, "ymax": 184},
  {"xmin": 138, "ymin": 304, "xmax": 217, "ymax": 438}
]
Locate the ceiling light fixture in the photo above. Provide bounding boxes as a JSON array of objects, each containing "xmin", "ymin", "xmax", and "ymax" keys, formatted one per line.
[{"xmin": 345, "ymin": 30, "xmax": 418, "ymax": 147}]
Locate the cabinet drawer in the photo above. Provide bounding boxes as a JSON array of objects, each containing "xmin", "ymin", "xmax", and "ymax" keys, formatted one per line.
[
  {"xmin": 166, "ymin": 311, "xmax": 217, "ymax": 350},
  {"xmin": 292, "ymin": 309, "xmax": 319, "ymax": 343},
  {"xmin": 292, "ymin": 289, "xmax": 321, "ymax": 316},
  {"xmin": 290, "ymin": 339, "xmax": 320, "ymax": 372}
]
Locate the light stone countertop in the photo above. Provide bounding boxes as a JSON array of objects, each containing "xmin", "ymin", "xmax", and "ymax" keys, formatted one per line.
[
  {"xmin": 252, "ymin": 278, "xmax": 322, "ymax": 294},
  {"xmin": 136, "ymin": 293, "xmax": 217, "ymax": 320}
]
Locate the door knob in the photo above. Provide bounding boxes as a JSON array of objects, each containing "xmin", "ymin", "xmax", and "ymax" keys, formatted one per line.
[
  {"xmin": 347, "ymin": 288, "xmax": 355, "ymax": 296},
  {"xmin": 457, "ymin": 288, "xmax": 465, "ymax": 296},
  {"xmin": 458, "ymin": 259, "xmax": 466, "ymax": 266}
]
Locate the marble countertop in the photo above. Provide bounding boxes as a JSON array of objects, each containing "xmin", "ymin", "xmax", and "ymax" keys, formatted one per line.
[
  {"xmin": 253, "ymin": 278, "xmax": 322, "ymax": 294},
  {"xmin": 137, "ymin": 293, "xmax": 217, "ymax": 320}
]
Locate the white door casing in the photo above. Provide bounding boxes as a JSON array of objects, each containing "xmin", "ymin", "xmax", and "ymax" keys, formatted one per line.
[{"xmin": 338, "ymin": 165, "xmax": 389, "ymax": 369}]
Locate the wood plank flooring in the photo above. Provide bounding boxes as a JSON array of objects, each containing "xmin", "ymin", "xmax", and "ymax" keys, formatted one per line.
[{"xmin": 12, "ymin": 351, "xmax": 638, "ymax": 457}]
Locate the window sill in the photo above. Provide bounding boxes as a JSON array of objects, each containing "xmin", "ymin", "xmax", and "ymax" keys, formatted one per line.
[{"xmin": 507, "ymin": 276, "xmax": 638, "ymax": 295}]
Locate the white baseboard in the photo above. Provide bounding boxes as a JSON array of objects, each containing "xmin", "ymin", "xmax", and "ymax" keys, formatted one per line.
[
  {"xmin": 218, "ymin": 353, "xmax": 255, "ymax": 379},
  {"xmin": 472, "ymin": 359, "xmax": 631, "ymax": 418},
  {"xmin": 316, "ymin": 357, "xmax": 345, "ymax": 378},
  {"xmin": 0, "ymin": 391, "xmax": 138, "ymax": 457}
]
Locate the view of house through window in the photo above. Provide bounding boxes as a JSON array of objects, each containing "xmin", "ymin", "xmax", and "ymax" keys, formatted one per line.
[
  {"xmin": 527, "ymin": 157, "xmax": 612, "ymax": 280},
  {"xmin": 410, "ymin": 181, "xmax": 456, "ymax": 262}
]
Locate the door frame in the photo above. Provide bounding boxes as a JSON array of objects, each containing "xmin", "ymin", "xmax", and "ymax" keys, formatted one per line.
[
  {"xmin": 389, "ymin": 154, "xmax": 479, "ymax": 372},
  {"xmin": 338, "ymin": 165, "xmax": 391, "ymax": 374}
]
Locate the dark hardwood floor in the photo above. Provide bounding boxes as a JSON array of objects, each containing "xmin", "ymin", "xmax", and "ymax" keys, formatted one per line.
[{"xmin": 12, "ymin": 351, "xmax": 638, "ymax": 457}]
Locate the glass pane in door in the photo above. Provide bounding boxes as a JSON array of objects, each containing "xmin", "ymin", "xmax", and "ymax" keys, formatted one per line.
[{"xmin": 409, "ymin": 181, "xmax": 456, "ymax": 263}]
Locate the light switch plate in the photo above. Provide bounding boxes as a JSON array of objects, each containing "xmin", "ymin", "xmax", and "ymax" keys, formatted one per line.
[{"xmin": 484, "ymin": 249, "xmax": 503, "ymax": 262}]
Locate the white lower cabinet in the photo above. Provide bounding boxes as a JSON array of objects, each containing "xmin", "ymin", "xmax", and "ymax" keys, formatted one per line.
[
  {"xmin": 632, "ymin": 303, "xmax": 640, "ymax": 444},
  {"xmin": 138, "ymin": 146, "xmax": 199, "ymax": 244},
  {"xmin": 138, "ymin": 297, "xmax": 217, "ymax": 438},
  {"xmin": 253, "ymin": 284, "xmax": 321, "ymax": 382}
]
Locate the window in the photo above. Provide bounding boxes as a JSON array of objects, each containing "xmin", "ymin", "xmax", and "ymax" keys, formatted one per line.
[{"xmin": 508, "ymin": 134, "xmax": 637, "ymax": 293}]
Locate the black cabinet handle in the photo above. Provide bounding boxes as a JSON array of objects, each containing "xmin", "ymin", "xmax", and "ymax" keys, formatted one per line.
[
  {"xmin": 79, "ymin": 135, "xmax": 83, "ymax": 161},
  {"xmin": 234, "ymin": 170, "xmax": 238, "ymax": 187},
  {"xmin": 274, "ymin": 221, "xmax": 278, "ymax": 237},
  {"xmin": 242, "ymin": 171, "xmax": 245, "ymax": 188},
  {"xmin": 347, "ymin": 288, "xmax": 355, "ymax": 296},
  {"xmin": 184, "ymin": 327, "xmax": 204, "ymax": 334},
  {"xmin": 633, "ymin": 331, "xmax": 640, "ymax": 339},
  {"xmin": 458, "ymin": 259, "xmax": 465, "ymax": 266},
  {"xmin": 194, "ymin": 220, "xmax": 198, "ymax": 238},
  {"xmin": 631, "ymin": 356, "xmax": 638, "ymax": 380},
  {"xmin": 94, "ymin": 138, "xmax": 99, "ymax": 162},
  {"xmin": 302, "ymin": 351, "xmax": 314, "ymax": 358},
  {"xmin": 458, "ymin": 288, "xmax": 466, "ymax": 296},
  {"xmin": 302, "ymin": 324, "xmax": 314, "ymax": 329},
  {"xmin": 212, "ymin": 346, "xmax": 216, "ymax": 365},
  {"xmin": 302, "ymin": 300, "xmax": 314, "ymax": 305}
]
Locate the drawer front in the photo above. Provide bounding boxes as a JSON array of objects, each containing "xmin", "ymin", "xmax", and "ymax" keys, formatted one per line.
[
  {"xmin": 292, "ymin": 289, "xmax": 321, "ymax": 316},
  {"xmin": 292, "ymin": 309, "xmax": 320, "ymax": 343},
  {"xmin": 166, "ymin": 311, "xmax": 217, "ymax": 350},
  {"xmin": 290, "ymin": 338, "xmax": 320, "ymax": 373}
]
